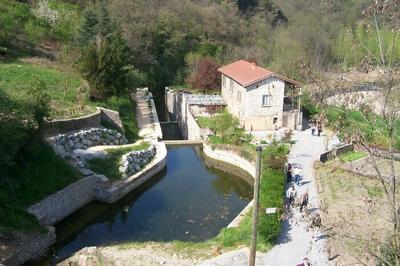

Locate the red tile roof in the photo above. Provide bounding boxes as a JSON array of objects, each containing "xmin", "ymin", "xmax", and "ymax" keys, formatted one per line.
[{"xmin": 218, "ymin": 60, "xmax": 301, "ymax": 87}]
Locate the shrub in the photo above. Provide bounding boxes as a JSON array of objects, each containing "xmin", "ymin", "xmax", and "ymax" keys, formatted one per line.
[{"xmin": 262, "ymin": 142, "xmax": 289, "ymax": 170}]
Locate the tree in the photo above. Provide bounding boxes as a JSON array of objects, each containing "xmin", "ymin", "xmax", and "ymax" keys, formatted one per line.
[
  {"xmin": 187, "ymin": 57, "xmax": 220, "ymax": 92},
  {"xmin": 79, "ymin": 31, "xmax": 131, "ymax": 100},
  {"xmin": 27, "ymin": 77, "xmax": 51, "ymax": 130}
]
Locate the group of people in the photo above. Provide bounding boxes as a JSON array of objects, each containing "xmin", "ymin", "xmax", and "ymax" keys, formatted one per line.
[
  {"xmin": 311, "ymin": 123, "xmax": 323, "ymax": 137},
  {"xmin": 285, "ymin": 163, "xmax": 309, "ymax": 212}
]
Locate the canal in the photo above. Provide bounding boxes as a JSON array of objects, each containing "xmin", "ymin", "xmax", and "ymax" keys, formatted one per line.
[{"xmin": 30, "ymin": 145, "xmax": 252, "ymax": 264}]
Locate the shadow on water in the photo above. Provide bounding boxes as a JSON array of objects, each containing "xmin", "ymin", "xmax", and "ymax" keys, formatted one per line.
[{"xmin": 27, "ymin": 146, "xmax": 252, "ymax": 265}]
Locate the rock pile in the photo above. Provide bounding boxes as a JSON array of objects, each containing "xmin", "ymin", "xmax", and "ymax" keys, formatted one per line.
[
  {"xmin": 50, "ymin": 128, "xmax": 127, "ymax": 154},
  {"xmin": 119, "ymin": 145, "xmax": 156, "ymax": 178}
]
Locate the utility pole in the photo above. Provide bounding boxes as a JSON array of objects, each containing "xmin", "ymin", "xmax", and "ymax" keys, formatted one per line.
[{"xmin": 249, "ymin": 146, "xmax": 263, "ymax": 266}]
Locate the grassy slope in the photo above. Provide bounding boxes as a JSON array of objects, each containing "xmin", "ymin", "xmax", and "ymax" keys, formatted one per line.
[
  {"xmin": 87, "ymin": 142, "xmax": 150, "ymax": 180},
  {"xmin": 0, "ymin": 59, "xmax": 96, "ymax": 118},
  {"xmin": 0, "ymin": 137, "xmax": 81, "ymax": 232},
  {"xmin": 325, "ymin": 106, "xmax": 400, "ymax": 150}
]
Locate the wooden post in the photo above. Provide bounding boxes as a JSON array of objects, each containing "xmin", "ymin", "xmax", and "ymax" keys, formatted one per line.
[{"xmin": 249, "ymin": 146, "xmax": 263, "ymax": 266}]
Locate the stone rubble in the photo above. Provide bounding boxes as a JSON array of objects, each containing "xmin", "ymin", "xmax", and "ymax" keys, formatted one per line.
[
  {"xmin": 119, "ymin": 145, "xmax": 156, "ymax": 178},
  {"xmin": 48, "ymin": 128, "xmax": 127, "ymax": 155}
]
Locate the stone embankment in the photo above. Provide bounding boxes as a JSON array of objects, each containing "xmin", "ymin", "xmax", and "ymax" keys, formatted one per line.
[
  {"xmin": 49, "ymin": 128, "xmax": 127, "ymax": 155},
  {"xmin": 119, "ymin": 145, "xmax": 157, "ymax": 178}
]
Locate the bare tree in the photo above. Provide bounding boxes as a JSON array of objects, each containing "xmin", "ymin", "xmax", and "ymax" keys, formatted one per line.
[{"xmin": 299, "ymin": 3, "xmax": 400, "ymax": 263}]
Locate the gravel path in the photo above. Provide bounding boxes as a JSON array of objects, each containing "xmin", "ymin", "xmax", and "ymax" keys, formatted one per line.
[
  {"xmin": 262, "ymin": 129, "xmax": 338, "ymax": 266},
  {"xmin": 200, "ymin": 129, "xmax": 338, "ymax": 266}
]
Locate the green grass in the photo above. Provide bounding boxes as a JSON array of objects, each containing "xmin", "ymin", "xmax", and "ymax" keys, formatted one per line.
[
  {"xmin": 87, "ymin": 142, "xmax": 150, "ymax": 180},
  {"xmin": 0, "ymin": 136, "xmax": 81, "ymax": 232},
  {"xmin": 325, "ymin": 106, "xmax": 400, "ymax": 151},
  {"xmin": 340, "ymin": 150, "xmax": 368, "ymax": 162},
  {"xmin": 96, "ymin": 96, "xmax": 139, "ymax": 143},
  {"xmin": 0, "ymin": 59, "xmax": 96, "ymax": 118},
  {"xmin": 367, "ymin": 185, "xmax": 384, "ymax": 198},
  {"xmin": 196, "ymin": 116, "xmax": 213, "ymax": 128}
]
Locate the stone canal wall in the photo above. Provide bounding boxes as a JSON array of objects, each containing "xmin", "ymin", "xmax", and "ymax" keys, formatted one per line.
[
  {"xmin": 202, "ymin": 143, "xmax": 255, "ymax": 228},
  {"xmin": 2, "ymin": 227, "xmax": 56, "ymax": 266},
  {"xmin": 27, "ymin": 175, "xmax": 108, "ymax": 226}
]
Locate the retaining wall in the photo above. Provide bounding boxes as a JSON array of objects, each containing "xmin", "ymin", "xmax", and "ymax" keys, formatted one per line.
[
  {"xmin": 2, "ymin": 227, "xmax": 56, "ymax": 266},
  {"xmin": 202, "ymin": 143, "xmax": 255, "ymax": 228},
  {"xmin": 27, "ymin": 175, "xmax": 108, "ymax": 226},
  {"xmin": 42, "ymin": 107, "xmax": 124, "ymax": 136},
  {"xmin": 320, "ymin": 144, "xmax": 353, "ymax": 163}
]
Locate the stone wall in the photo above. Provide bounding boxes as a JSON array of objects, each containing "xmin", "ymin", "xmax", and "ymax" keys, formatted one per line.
[
  {"xmin": 43, "ymin": 109, "xmax": 102, "ymax": 136},
  {"xmin": 27, "ymin": 175, "xmax": 108, "ymax": 226},
  {"xmin": 119, "ymin": 145, "xmax": 156, "ymax": 178},
  {"xmin": 2, "ymin": 227, "xmax": 56, "ymax": 266},
  {"xmin": 42, "ymin": 107, "xmax": 124, "ymax": 136},
  {"xmin": 49, "ymin": 128, "xmax": 127, "ymax": 154}
]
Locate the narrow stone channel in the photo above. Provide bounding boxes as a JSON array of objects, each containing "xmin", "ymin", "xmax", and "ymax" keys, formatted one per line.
[{"xmin": 28, "ymin": 145, "xmax": 252, "ymax": 265}]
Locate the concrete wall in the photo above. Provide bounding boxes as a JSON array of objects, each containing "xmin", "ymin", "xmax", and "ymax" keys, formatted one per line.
[
  {"xmin": 43, "ymin": 107, "xmax": 125, "ymax": 137},
  {"xmin": 2, "ymin": 227, "xmax": 56, "ymax": 266},
  {"xmin": 27, "ymin": 175, "xmax": 108, "ymax": 226},
  {"xmin": 148, "ymin": 92, "xmax": 163, "ymax": 140},
  {"xmin": 203, "ymin": 143, "xmax": 256, "ymax": 177},
  {"xmin": 99, "ymin": 107, "xmax": 124, "ymax": 132},
  {"xmin": 166, "ymin": 90, "xmax": 204, "ymax": 140}
]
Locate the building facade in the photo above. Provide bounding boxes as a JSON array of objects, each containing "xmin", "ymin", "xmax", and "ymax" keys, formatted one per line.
[{"xmin": 218, "ymin": 60, "xmax": 302, "ymax": 131}]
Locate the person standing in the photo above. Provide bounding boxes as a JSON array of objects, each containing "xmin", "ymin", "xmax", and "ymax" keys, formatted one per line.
[
  {"xmin": 286, "ymin": 185, "xmax": 297, "ymax": 206},
  {"xmin": 300, "ymin": 190, "xmax": 309, "ymax": 212},
  {"xmin": 293, "ymin": 167, "xmax": 301, "ymax": 185},
  {"xmin": 286, "ymin": 163, "xmax": 292, "ymax": 183},
  {"xmin": 317, "ymin": 124, "xmax": 323, "ymax": 137}
]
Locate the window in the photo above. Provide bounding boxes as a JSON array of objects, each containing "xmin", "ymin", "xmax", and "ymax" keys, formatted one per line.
[
  {"xmin": 237, "ymin": 91, "xmax": 241, "ymax": 102},
  {"xmin": 222, "ymin": 76, "xmax": 226, "ymax": 88},
  {"xmin": 262, "ymin": 95, "xmax": 271, "ymax": 106},
  {"xmin": 229, "ymin": 79, "xmax": 234, "ymax": 92}
]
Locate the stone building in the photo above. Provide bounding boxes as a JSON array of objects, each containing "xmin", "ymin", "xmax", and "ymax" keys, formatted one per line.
[{"xmin": 218, "ymin": 60, "xmax": 302, "ymax": 131}]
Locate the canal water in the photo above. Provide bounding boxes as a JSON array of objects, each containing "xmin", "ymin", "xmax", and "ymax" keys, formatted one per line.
[{"xmin": 30, "ymin": 145, "xmax": 252, "ymax": 264}]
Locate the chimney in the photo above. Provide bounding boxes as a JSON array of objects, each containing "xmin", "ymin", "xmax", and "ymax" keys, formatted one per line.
[{"xmin": 251, "ymin": 61, "xmax": 257, "ymax": 69}]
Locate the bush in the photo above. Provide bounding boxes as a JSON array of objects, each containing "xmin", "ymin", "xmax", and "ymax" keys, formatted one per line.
[
  {"xmin": 207, "ymin": 110, "xmax": 250, "ymax": 145},
  {"xmin": 262, "ymin": 142, "xmax": 289, "ymax": 170}
]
